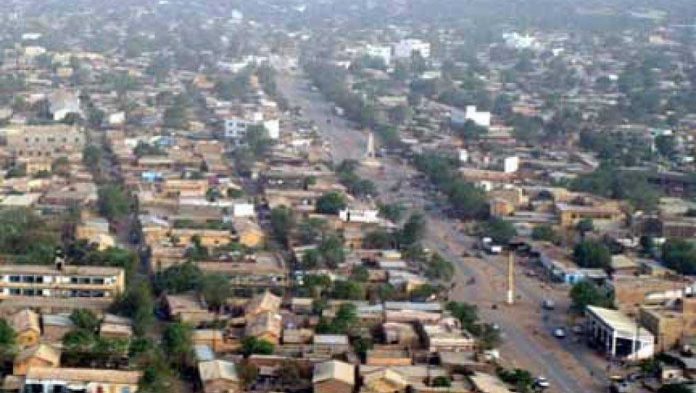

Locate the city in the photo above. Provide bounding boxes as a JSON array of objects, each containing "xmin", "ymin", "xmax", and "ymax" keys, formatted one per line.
[{"xmin": 0, "ymin": 1, "xmax": 694, "ymax": 393}]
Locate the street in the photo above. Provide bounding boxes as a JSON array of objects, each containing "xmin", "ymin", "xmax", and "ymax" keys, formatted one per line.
[{"xmin": 278, "ymin": 69, "xmax": 608, "ymax": 393}]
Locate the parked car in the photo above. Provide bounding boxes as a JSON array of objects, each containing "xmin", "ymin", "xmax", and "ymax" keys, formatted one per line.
[
  {"xmin": 535, "ymin": 376, "xmax": 550, "ymax": 389},
  {"xmin": 553, "ymin": 328, "xmax": 566, "ymax": 338},
  {"xmin": 542, "ymin": 299, "xmax": 556, "ymax": 310}
]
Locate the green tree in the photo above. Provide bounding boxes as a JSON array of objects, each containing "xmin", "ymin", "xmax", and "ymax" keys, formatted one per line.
[
  {"xmin": 432, "ymin": 376, "xmax": 452, "ymax": 387},
  {"xmin": 425, "ymin": 253, "xmax": 455, "ymax": 281},
  {"xmin": 241, "ymin": 336, "xmax": 274, "ymax": 356},
  {"xmin": 70, "ymin": 309, "xmax": 100, "ymax": 333},
  {"xmin": 245, "ymin": 125, "xmax": 272, "ymax": 158},
  {"xmin": 363, "ymin": 230, "xmax": 394, "ymax": 250},
  {"xmin": 351, "ymin": 266, "xmax": 370, "ymax": 282},
  {"xmin": 400, "ymin": 213, "xmax": 427, "ymax": 246},
  {"xmin": 317, "ymin": 234, "xmax": 345, "ymax": 268},
  {"xmin": 332, "ymin": 280, "xmax": 365, "ymax": 300},
  {"xmin": 447, "ymin": 301, "xmax": 479, "ymax": 331},
  {"xmin": 0, "ymin": 319, "xmax": 17, "ymax": 359},
  {"xmin": 570, "ymin": 281, "xmax": 613, "ymax": 311},
  {"xmin": 662, "ymin": 239, "xmax": 696, "ymax": 275},
  {"xmin": 162, "ymin": 322, "xmax": 193, "ymax": 368},
  {"xmin": 270, "ymin": 206, "xmax": 295, "ymax": 245},
  {"xmin": 316, "ymin": 192, "xmax": 347, "ymax": 215},
  {"xmin": 154, "ymin": 262, "xmax": 203, "ymax": 294},
  {"xmin": 200, "ymin": 274, "xmax": 231, "ymax": 312},
  {"xmin": 83, "ymin": 145, "xmax": 102, "ymax": 168},
  {"xmin": 575, "ymin": 218, "xmax": 594, "ymax": 239},
  {"xmin": 573, "ymin": 241, "xmax": 611, "ymax": 269},
  {"xmin": 97, "ymin": 185, "xmax": 131, "ymax": 221},
  {"xmin": 110, "ymin": 280, "xmax": 155, "ymax": 336},
  {"xmin": 378, "ymin": 202, "xmax": 406, "ymax": 223},
  {"xmin": 481, "ymin": 218, "xmax": 517, "ymax": 244},
  {"xmin": 298, "ymin": 218, "xmax": 327, "ymax": 245},
  {"xmin": 532, "ymin": 225, "xmax": 560, "ymax": 243},
  {"xmin": 316, "ymin": 303, "xmax": 358, "ymax": 334}
]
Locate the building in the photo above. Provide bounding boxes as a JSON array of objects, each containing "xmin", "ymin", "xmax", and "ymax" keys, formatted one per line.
[
  {"xmin": 9, "ymin": 309, "xmax": 41, "ymax": 348},
  {"xmin": 393, "ymin": 39, "xmax": 431, "ymax": 59},
  {"xmin": 0, "ymin": 264, "xmax": 125, "ymax": 303},
  {"xmin": 313, "ymin": 360, "xmax": 355, "ymax": 393},
  {"xmin": 532, "ymin": 241, "xmax": 607, "ymax": 285},
  {"xmin": 451, "ymin": 106, "xmax": 491, "ymax": 128},
  {"xmin": 313, "ymin": 335, "xmax": 350, "ymax": 356},
  {"xmin": 364, "ymin": 45, "xmax": 392, "ymax": 65},
  {"xmin": 586, "ymin": 306, "xmax": 655, "ymax": 361},
  {"xmin": 6, "ymin": 124, "xmax": 85, "ymax": 159},
  {"xmin": 198, "ymin": 360, "xmax": 240, "ymax": 393},
  {"xmin": 555, "ymin": 202, "xmax": 623, "ymax": 229},
  {"xmin": 23, "ymin": 367, "xmax": 142, "ymax": 393},
  {"xmin": 13, "ymin": 344, "xmax": 61, "ymax": 376},
  {"xmin": 224, "ymin": 113, "xmax": 279, "ymax": 142}
]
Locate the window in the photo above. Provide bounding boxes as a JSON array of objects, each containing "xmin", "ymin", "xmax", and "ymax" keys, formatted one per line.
[
  {"xmin": 9, "ymin": 288, "xmax": 20, "ymax": 296},
  {"xmin": 22, "ymin": 276, "xmax": 34, "ymax": 283},
  {"xmin": 92, "ymin": 278, "xmax": 104, "ymax": 285},
  {"xmin": 9, "ymin": 275, "xmax": 20, "ymax": 283}
]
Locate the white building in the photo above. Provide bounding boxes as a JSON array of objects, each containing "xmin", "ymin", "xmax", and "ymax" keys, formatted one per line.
[
  {"xmin": 502, "ymin": 32, "xmax": 539, "ymax": 50},
  {"xmin": 393, "ymin": 39, "xmax": 431, "ymax": 59},
  {"xmin": 224, "ymin": 113, "xmax": 280, "ymax": 142},
  {"xmin": 503, "ymin": 156, "xmax": 519, "ymax": 173},
  {"xmin": 451, "ymin": 105, "xmax": 491, "ymax": 128},
  {"xmin": 586, "ymin": 306, "xmax": 655, "ymax": 361},
  {"xmin": 364, "ymin": 44, "xmax": 392, "ymax": 65},
  {"xmin": 232, "ymin": 202, "xmax": 255, "ymax": 218},
  {"xmin": 339, "ymin": 208, "xmax": 379, "ymax": 224}
]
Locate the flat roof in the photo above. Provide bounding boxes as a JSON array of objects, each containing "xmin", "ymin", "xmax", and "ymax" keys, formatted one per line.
[{"xmin": 587, "ymin": 306, "xmax": 654, "ymax": 339}]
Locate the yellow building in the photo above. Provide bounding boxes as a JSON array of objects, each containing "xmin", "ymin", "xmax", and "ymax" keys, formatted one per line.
[{"xmin": 9, "ymin": 309, "xmax": 41, "ymax": 348}]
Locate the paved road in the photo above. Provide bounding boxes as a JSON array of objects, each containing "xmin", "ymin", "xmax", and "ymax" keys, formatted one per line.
[{"xmin": 278, "ymin": 69, "xmax": 605, "ymax": 393}]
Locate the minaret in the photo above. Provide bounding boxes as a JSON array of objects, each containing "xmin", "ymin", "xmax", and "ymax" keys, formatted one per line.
[
  {"xmin": 362, "ymin": 131, "xmax": 381, "ymax": 168},
  {"xmin": 507, "ymin": 252, "xmax": 515, "ymax": 305}
]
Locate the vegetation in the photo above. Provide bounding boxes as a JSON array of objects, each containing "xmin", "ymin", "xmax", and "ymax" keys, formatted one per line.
[
  {"xmin": 97, "ymin": 185, "xmax": 132, "ymax": 221},
  {"xmin": 573, "ymin": 240, "xmax": 611, "ymax": 269},
  {"xmin": 570, "ymin": 165, "xmax": 659, "ymax": 212},
  {"xmin": 270, "ymin": 206, "xmax": 295, "ymax": 246},
  {"xmin": 662, "ymin": 239, "xmax": 696, "ymax": 275},
  {"xmin": 480, "ymin": 218, "xmax": 517, "ymax": 244},
  {"xmin": 316, "ymin": 303, "xmax": 358, "ymax": 334},
  {"xmin": 241, "ymin": 336, "xmax": 275, "ymax": 356},
  {"xmin": 570, "ymin": 281, "xmax": 614, "ymax": 311},
  {"xmin": 316, "ymin": 191, "xmax": 347, "ymax": 215},
  {"xmin": 531, "ymin": 225, "xmax": 561, "ymax": 244}
]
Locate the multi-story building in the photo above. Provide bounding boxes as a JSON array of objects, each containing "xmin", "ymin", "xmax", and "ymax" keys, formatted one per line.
[
  {"xmin": 0, "ymin": 264, "xmax": 125, "ymax": 302},
  {"xmin": 392, "ymin": 39, "xmax": 431, "ymax": 59},
  {"xmin": 5, "ymin": 124, "xmax": 85, "ymax": 159},
  {"xmin": 223, "ymin": 113, "xmax": 279, "ymax": 142}
]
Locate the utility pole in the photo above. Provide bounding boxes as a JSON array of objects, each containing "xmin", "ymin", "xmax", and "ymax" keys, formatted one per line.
[{"xmin": 507, "ymin": 252, "xmax": 515, "ymax": 305}]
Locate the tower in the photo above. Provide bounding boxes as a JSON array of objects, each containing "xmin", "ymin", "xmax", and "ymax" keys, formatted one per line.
[
  {"xmin": 507, "ymin": 252, "xmax": 515, "ymax": 305},
  {"xmin": 362, "ymin": 131, "xmax": 381, "ymax": 168}
]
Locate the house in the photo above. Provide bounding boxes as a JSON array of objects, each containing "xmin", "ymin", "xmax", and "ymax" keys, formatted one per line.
[
  {"xmin": 312, "ymin": 360, "xmax": 355, "ymax": 393},
  {"xmin": 420, "ymin": 318, "xmax": 475, "ymax": 353},
  {"xmin": 532, "ymin": 241, "xmax": 607, "ymax": 284},
  {"xmin": 41, "ymin": 314, "xmax": 74, "ymax": 343},
  {"xmin": 233, "ymin": 218, "xmax": 265, "ymax": 248},
  {"xmin": 9, "ymin": 309, "xmax": 41, "ymax": 348},
  {"xmin": 23, "ymin": 367, "xmax": 142, "ymax": 393},
  {"xmin": 245, "ymin": 311, "xmax": 282, "ymax": 345},
  {"xmin": 585, "ymin": 306, "xmax": 655, "ymax": 361},
  {"xmin": 13, "ymin": 344, "xmax": 61, "ymax": 376},
  {"xmin": 245, "ymin": 291, "xmax": 282, "ymax": 318},
  {"xmin": 313, "ymin": 335, "xmax": 350, "ymax": 356},
  {"xmin": 100, "ymin": 314, "xmax": 134, "ymax": 340},
  {"xmin": 365, "ymin": 348, "xmax": 412, "ymax": 367},
  {"xmin": 198, "ymin": 360, "xmax": 240, "ymax": 393},
  {"xmin": 469, "ymin": 372, "xmax": 515, "ymax": 393},
  {"xmin": 163, "ymin": 294, "xmax": 216, "ymax": 324},
  {"xmin": 555, "ymin": 202, "xmax": 623, "ymax": 229}
]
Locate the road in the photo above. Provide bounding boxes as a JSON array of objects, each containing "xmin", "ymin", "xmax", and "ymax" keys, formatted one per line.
[{"xmin": 278, "ymin": 69, "xmax": 607, "ymax": 393}]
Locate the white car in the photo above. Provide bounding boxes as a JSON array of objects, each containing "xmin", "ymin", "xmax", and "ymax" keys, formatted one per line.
[
  {"xmin": 553, "ymin": 328, "xmax": 566, "ymax": 338},
  {"xmin": 535, "ymin": 376, "xmax": 550, "ymax": 389}
]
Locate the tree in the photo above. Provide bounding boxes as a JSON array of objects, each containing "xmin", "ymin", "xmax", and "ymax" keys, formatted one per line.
[
  {"xmin": 270, "ymin": 206, "xmax": 295, "ymax": 245},
  {"xmin": 110, "ymin": 280, "xmax": 155, "ymax": 336},
  {"xmin": 378, "ymin": 203, "xmax": 406, "ymax": 223},
  {"xmin": 316, "ymin": 303, "xmax": 358, "ymax": 334},
  {"xmin": 447, "ymin": 301, "xmax": 479, "ymax": 331},
  {"xmin": 655, "ymin": 135, "xmax": 676, "ymax": 158},
  {"xmin": 363, "ymin": 230, "xmax": 394, "ymax": 250},
  {"xmin": 277, "ymin": 360, "xmax": 303, "ymax": 387},
  {"xmin": 200, "ymin": 274, "xmax": 231, "ymax": 312},
  {"xmin": 83, "ymin": 145, "xmax": 102, "ymax": 168},
  {"xmin": 332, "ymin": 280, "xmax": 365, "ymax": 300},
  {"xmin": 245, "ymin": 125, "xmax": 273, "ymax": 158},
  {"xmin": 317, "ymin": 235, "xmax": 345, "ymax": 268},
  {"xmin": 316, "ymin": 192, "xmax": 347, "ymax": 215},
  {"xmin": 432, "ymin": 376, "xmax": 452, "ymax": 387},
  {"xmin": 662, "ymin": 239, "xmax": 696, "ymax": 275},
  {"xmin": 573, "ymin": 241, "xmax": 611, "ymax": 269},
  {"xmin": 162, "ymin": 322, "xmax": 193, "ymax": 368},
  {"xmin": 97, "ymin": 185, "xmax": 131, "ymax": 221},
  {"xmin": 0, "ymin": 319, "xmax": 16, "ymax": 359},
  {"xmin": 0, "ymin": 208, "xmax": 59, "ymax": 264},
  {"xmin": 481, "ymin": 218, "xmax": 517, "ymax": 244},
  {"xmin": 154, "ymin": 262, "xmax": 203, "ymax": 294},
  {"xmin": 658, "ymin": 384, "xmax": 692, "ymax": 393},
  {"xmin": 241, "ymin": 336, "xmax": 274, "ymax": 356},
  {"xmin": 70, "ymin": 309, "xmax": 100, "ymax": 333},
  {"xmin": 425, "ymin": 253, "xmax": 454, "ymax": 281},
  {"xmin": 298, "ymin": 218, "xmax": 327, "ymax": 245},
  {"xmin": 575, "ymin": 218, "xmax": 594, "ymax": 239},
  {"xmin": 351, "ymin": 266, "xmax": 370, "ymax": 282},
  {"xmin": 532, "ymin": 225, "xmax": 560, "ymax": 243},
  {"xmin": 570, "ymin": 281, "xmax": 613, "ymax": 311},
  {"xmin": 400, "ymin": 213, "xmax": 427, "ymax": 246}
]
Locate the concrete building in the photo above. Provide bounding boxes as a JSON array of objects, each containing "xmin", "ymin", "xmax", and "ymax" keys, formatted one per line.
[
  {"xmin": 313, "ymin": 360, "xmax": 355, "ymax": 393},
  {"xmin": 586, "ymin": 306, "xmax": 655, "ymax": 361},
  {"xmin": 393, "ymin": 39, "xmax": 431, "ymax": 59},
  {"xmin": 0, "ymin": 264, "xmax": 125, "ymax": 303},
  {"xmin": 6, "ymin": 124, "xmax": 85, "ymax": 159},
  {"xmin": 23, "ymin": 367, "xmax": 141, "ymax": 393},
  {"xmin": 224, "ymin": 113, "xmax": 279, "ymax": 142}
]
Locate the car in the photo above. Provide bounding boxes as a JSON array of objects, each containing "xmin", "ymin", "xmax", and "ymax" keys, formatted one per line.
[
  {"xmin": 535, "ymin": 376, "xmax": 550, "ymax": 389},
  {"xmin": 553, "ymin": 327, "xmax": 566, "ymax": 338},
  {"xmin": 541, "ymin": 299, "xmax": 556, "ymax": 310}
]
